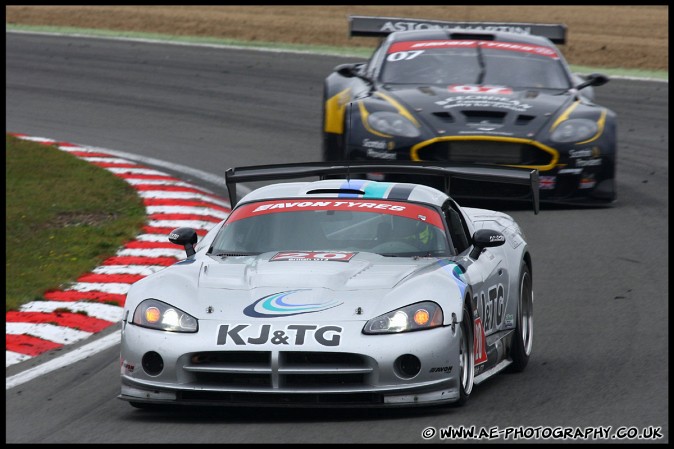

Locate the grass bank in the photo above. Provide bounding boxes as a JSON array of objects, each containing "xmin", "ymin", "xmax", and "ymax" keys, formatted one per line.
[{"xmin": 5, "ymin": 135, "xmax": 146, "ymax": 312}]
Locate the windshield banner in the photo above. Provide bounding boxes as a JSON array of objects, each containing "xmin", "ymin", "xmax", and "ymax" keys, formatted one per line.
[
  {"xmin": 388, "ymin": 40, "xmax": 558, "ymax": 59},
  {"xmin": 227, "ymin": 199, "xmax": 444, "ymax": 229}
]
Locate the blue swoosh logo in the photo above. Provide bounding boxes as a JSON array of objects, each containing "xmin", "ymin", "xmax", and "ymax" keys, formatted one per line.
[{"xmin": 243, "ymin": 290, "xmax": 343, "ymax": 317}]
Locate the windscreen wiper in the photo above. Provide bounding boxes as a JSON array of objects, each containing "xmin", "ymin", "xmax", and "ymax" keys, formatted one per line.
[{"xmin": 211, "ymin": 252, "xmax": 260, "ymax": 257}]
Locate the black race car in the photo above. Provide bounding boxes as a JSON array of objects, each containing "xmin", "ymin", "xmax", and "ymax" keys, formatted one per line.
[{"xmin": 322, "ymin": 16, "xmax": 617, "ymax": 205}]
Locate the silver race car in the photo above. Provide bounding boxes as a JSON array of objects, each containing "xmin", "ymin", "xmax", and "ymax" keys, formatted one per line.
[{"xmin": 119, "ymin": 162, "xmax": 538, "ymax": 408}]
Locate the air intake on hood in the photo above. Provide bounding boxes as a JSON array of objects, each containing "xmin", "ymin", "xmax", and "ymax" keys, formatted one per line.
[
  {"xmin": 515, "ymin": 115, "xmax": 536, "ymax": 126},
  {"xmin": 462, "ymin": 111, "xmax": 507, "ymax": 124},
  {"xmin": 418, "ymin": 86, "xmax": 437, "ymax": 95},
  {"xmin": 307, "ymin": 188, "xmax": 365, "ymax": 195},
  {"xmin": 432, "ymin": 111, "xmax": 455, "ymax": 122}
]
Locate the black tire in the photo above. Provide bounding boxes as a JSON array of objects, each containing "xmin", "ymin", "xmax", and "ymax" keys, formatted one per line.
[
  {"xmin": 509, "ymin": 263, "xmax": 533, "ymax": 372},
  {"xmin": 455, "ymin": 304, "xmax": 475, "ymax": 406},
  {"xmin": 322, "ymin": 131, "xmax": 345, "ymax": 162},
  {"xmin": 321, "ymin": 89, "xmax": 346, "ymax": 162},
  {"xmin": 322, "ymin": 130, "xmax": 347, "ymax": 181}
]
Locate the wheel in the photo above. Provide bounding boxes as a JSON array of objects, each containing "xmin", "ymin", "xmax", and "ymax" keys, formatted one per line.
[
  {"xmin": 321, "ymin": 90, "xmax": 346, "ymax": 162},
  {"xmin": 322, "ymin": 131, "xmax": 345, "ymax": 161},
  {"xmin": 455, "ymin": 304, "xmax": 475, "ymax": 405},
  {"xmin": 509, "ymin": 263, "xmax": 533, "ymax": 372}
]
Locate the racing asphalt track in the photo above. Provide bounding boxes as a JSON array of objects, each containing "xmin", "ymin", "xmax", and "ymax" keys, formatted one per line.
[{"xmin": 5, "ymin": 32, "xmax": 669, "ymax": 443}]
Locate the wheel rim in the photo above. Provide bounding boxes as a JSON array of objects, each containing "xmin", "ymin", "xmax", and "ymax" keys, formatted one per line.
[
  {"xmin": 459, "ymin": 314, "xmax": 474, "ymax": 395},
  {"xmin": 520, "ymin": 271, "xmax": 534, "ymax": 356}
]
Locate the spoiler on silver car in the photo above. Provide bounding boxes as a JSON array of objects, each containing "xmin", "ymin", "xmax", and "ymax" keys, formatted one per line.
[
  {"xmin": 348, "ymin": 15, "xmax": 567, "ymax": 44},
  {"xmin": 225, "ymin": 161, "xmax": 540, "ymax": 214}
]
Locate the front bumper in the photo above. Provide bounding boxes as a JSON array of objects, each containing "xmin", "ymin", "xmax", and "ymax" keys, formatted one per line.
[
  {"xmin": 347, "ymin": 133, "xmax": 616, "ymax": 205},
  {"xmin": 119, "ymin": 320, "xmax": 461, "ymax": 407}
]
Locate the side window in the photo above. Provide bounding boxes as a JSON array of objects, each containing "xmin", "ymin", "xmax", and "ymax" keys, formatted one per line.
[{"xmin": 443, "ymin": 201, "xmax": 471, "ymax": 254}]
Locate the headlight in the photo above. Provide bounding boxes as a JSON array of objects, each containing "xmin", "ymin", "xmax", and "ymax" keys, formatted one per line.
[
  {"xmin": 367, "ymin": 111, "xmax": 420, "ymax": 137},
  {"xmin": 132, "ymin": 299, "xmax": 198, "ymax": 333},
  {"xmin": 363, "ymin": 301, "xmax": 443, "ymax": 334},
  {"xmin": 550, "ymin": 118, "xmax": 598, "ymax": 143}
]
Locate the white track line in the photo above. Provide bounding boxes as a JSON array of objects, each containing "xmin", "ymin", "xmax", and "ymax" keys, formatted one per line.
[
  {"xmin": 138, "ymin": 190, "xmax": 230, "ymax": 206},
  {"xmin": 145, "ymin": 219, "xmax": 219, "ymax": 230},
  {"xmin": 145, "ymin": 205, "xmax": 229, "ymax": 218},
  {"xmin": 116, "ymin": 248, "xmax": 186, "ymax": 258},
  {"xmin": 134, "ymin": 233, "xmax": 179, "ymax": 242},
  {"xmin": 91, "ymin": 265, "xmax": 167, "ymax": 275},
  {"xmin": 19, "ymin": 301, "xmax": 124, "ymax": 322},
  {"xmin": 6, "ymin": 352, "xmax": 31, "ymax": 367},
  {"xmin": 6, "ymin": 331, "xmax": 121, "ymax": 389},
  {"xmin": 6, "ymin": 323, "xmax": 93, "ymax": 345},
  {"xmin": 64, "ymin": 282, "xmax": 134, "ymax": 295}
]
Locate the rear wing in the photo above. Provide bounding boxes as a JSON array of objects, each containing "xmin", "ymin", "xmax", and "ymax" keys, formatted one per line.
[
  {"xmin": 225, "ymin": 161, "xmax": 540, "ymax": 214},
  {"xmin": 349, "ymin": 15, "xmax": 567, "ymax": 44}
]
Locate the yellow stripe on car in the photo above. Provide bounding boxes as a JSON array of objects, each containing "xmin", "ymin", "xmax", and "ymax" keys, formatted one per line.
[
  {"xmin": 358, "ymin": 101, "xmax": 392, "ymax": 138},
  {"xmin": 374, "ymin": 92, "xmax": 420, "ymax": 127},
  {"xmin": 324, "ymin": 88, "xmax": 351, "ymax": 134},
  {"xmin": 576, "ymin": 109, "xmax": 607, "ymax": 144},
  {"xmin": 549, "ymin": 100, "xmax": 580, "ymax": 131}
]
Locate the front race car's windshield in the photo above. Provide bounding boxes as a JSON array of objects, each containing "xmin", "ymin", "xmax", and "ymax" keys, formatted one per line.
[
  {"xmin": 209, "ymin": 199, "xmax": 452, "ymax": 257},
  {"xmin": 379, "ymin": 39, "xmax": 571, "ymax": 89}
]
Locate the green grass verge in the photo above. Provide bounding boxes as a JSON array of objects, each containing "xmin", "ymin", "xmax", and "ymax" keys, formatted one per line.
[
  {"xmin": 5, "ymin": 135, "xmax": 147, "ymax": 312},
  {"xmin": 7, "ymin": 24, "xmax": 668, "ymax": 81}
]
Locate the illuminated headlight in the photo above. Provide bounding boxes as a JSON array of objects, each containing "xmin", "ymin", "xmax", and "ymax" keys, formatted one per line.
[
  {"xmin": 367, "ymin": 111, "xmax": 420, "ymax": 137},
  {"xmin": 551, "ymin": 119, "xmax": 598, "ymax": 143},
  {"xmin": 363, "ymin": 301, "xmax": 443, "ymax": 334},
  {"xmin": 132, "ymin": 299, "xmax": 198, "ymax": 333}
]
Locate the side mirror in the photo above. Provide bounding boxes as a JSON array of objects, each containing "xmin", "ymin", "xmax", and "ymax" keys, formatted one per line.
[
  {"xmin": 469, "ymin": 229, "xmax": 506, "ymax": 260},
  {"xmin": 334, "ymin": 63, "xmax": 373, "ymax": 88},
  {"xmin": 334, "ymin": 63, "xmax": 360, "ymax": 78},
  {"xmin": 169, "ymin": 227, "xmax": 198, "ymax": 257},
  {"xmin": 575, "ymin": 73, "xmax": 610, "ymax": 91}
]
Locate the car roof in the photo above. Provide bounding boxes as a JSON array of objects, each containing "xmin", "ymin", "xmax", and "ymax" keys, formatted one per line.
[
  {"xmin": 387, "ymin": 29, "xmax": 557, "ymax": 48},
  {"xmin": 238, "ymin": 178, "xmax": 450, "ymax": 208}
]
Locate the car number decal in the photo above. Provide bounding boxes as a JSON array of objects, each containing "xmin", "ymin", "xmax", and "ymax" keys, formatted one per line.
[
  {"xmin": 386, "ymin": 49, "xmax": 425, "ymax": 62},
  {"xmin": 270, "ymin": 251, "xmax": 357, "ymax": 262},
  {"xmin": 474, "ymin": 317, "xmax": 488, "ymax": 365},
  {"xmin": 217, "ymin": 324, "xmax": 342, "ymax": 347},
  {"xmin": 449, "ymin": 85, "xmax": 513, "ymax": 94}
]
